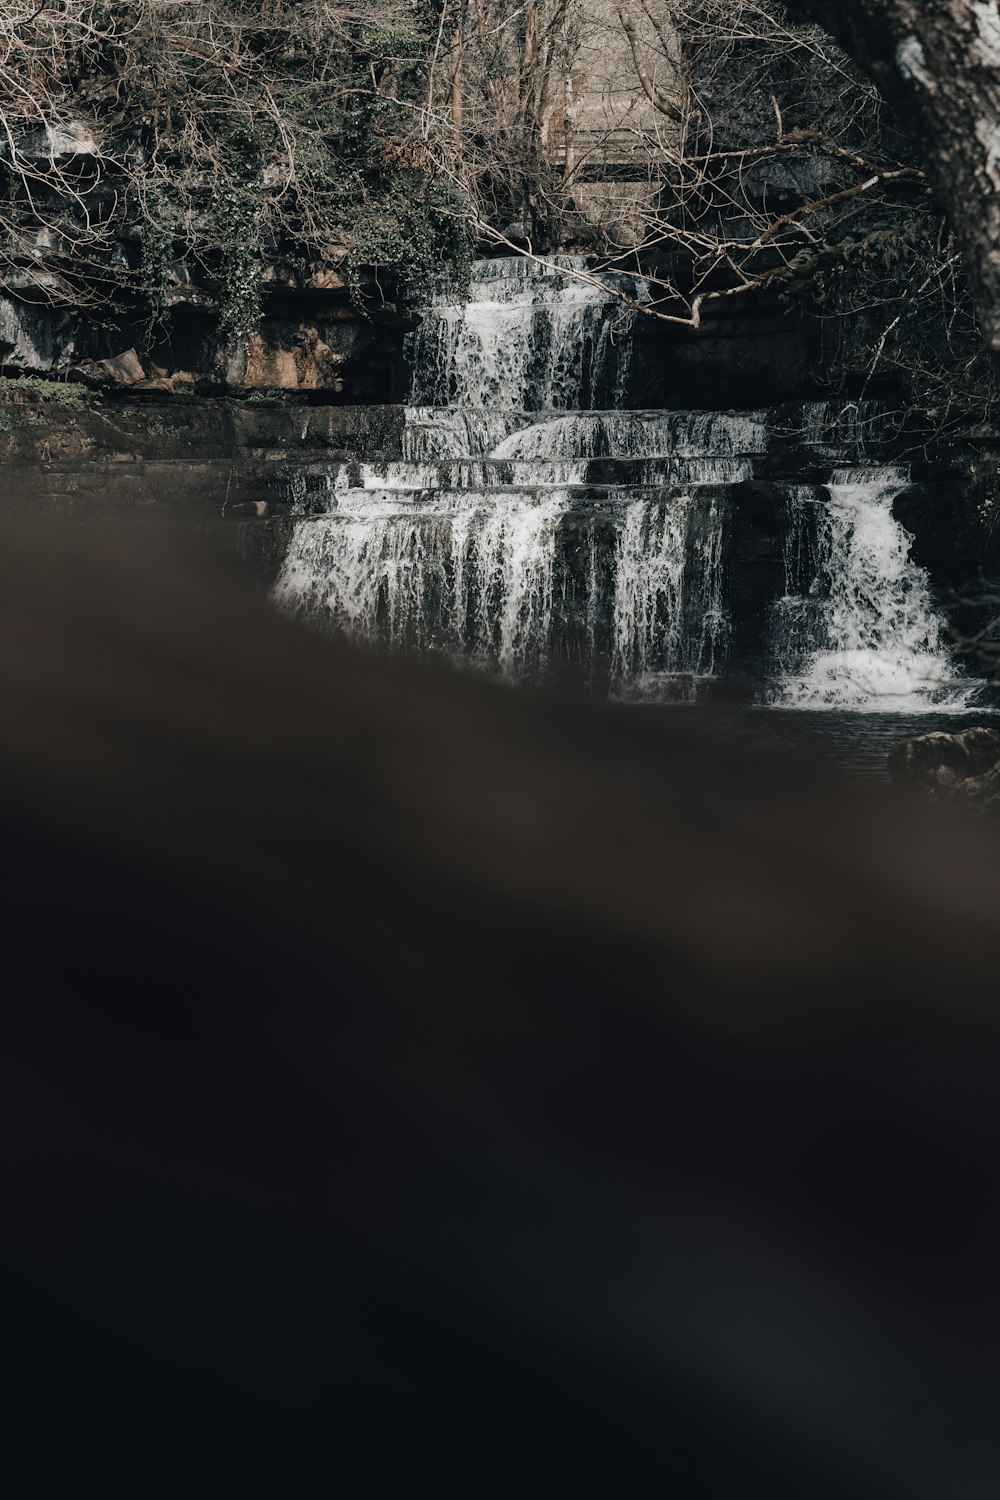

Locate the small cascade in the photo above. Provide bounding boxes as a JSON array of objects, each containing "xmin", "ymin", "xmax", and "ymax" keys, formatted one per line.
[
  {"xmin": 770, "ymin": 470, "xmax": 977, "ymax": 711},
  {"xmin": 610, "ymin": 497, "xmax": 727, "ymax": 702},
  {"xmin": 408, "ymin": 256, "xmax": 649, "ymax": 411},
  {"xmin": 402, "ymin": 408, "xmax": 528, "ymax": 462},
  {"xmin": 276, "ymin": 485, "xmax": 729, "ymax": 694},
  {"xmin": 276, "ymin": 255, "xmax": 740, "ymax": 696},
  {"xmin": 275, "ymin": 489, "xmax": 569, "ymax": 679},
  {"xmin": 783, "ymin": 400, "xmax": 896, "ymax": 455},
  {"xmin": 490, "ymin": 409, "xmax": 768, "ymax": 463},
  {"xmin": 273, "ymin": 254, "xmax": 976, "ymax": 711}
]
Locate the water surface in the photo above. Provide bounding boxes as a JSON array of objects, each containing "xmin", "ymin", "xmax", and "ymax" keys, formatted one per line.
[{"xmin": 666, "ymin": 704, "xmax": 998, "ymax": 780}]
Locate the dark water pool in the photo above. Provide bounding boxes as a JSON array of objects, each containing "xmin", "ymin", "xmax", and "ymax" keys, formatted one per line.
[{"xmin": 658, "ymin": 706, "xmax": 999, "ymax": 780}]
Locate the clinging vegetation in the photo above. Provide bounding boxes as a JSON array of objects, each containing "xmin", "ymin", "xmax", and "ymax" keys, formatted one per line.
[
  {"xmin": 0, "ymin": 1, "xmax": 475, "ymax": 329},
  {"xmin": 0, "ymin": 0, "xmax": 994, "ymax": 425},
  {"xmin": 418, "ymin": 1, "xmax": 996, "ymax": 425}
]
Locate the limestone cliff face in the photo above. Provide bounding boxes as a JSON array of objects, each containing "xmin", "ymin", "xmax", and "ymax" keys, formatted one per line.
[
  {"xmin": 0, "ymin": 110, "xmax": 411, "ymax": 399},
  {"xmin": 0, "ymin": 258, "xmax": 410, "ymax": 401}
]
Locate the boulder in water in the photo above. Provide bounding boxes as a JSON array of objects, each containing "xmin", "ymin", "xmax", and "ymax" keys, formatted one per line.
[{"xmin": 889, "ymin": 725, "xmax": 1000, "ymax": 810}]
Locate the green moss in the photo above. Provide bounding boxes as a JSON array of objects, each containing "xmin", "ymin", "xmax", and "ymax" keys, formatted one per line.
[
  {"xmin": 0, "ymin": 375, "xmax": 97, "ymax": 410},
  {"xmin": 0, "ymin": 4, "xmax": 474, "ymax": 351}
]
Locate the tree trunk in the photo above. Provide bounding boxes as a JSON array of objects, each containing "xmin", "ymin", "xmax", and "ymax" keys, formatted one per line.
[{"xmin": 782, "ymin": 0, "xmax": 1000, "ymax": 357}]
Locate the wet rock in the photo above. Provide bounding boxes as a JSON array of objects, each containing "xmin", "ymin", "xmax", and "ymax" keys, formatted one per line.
[
  {"xmin": 892, "ymin": 479, "xmax": 985, "ymax": 585},
  {"xmin": 0, "ymin": 398, "xmax": 407, "ymax": 472},
  {"xmin": 888, "ymin": 726, "xmax": 1000, "ymax": 811},
  {"xmin": 0, "ymin": 297, "xmax": 58, "ymax": 370},
  {"xmin": 628, "ymin": 285, "xmax": 811, "ymax": 407}
]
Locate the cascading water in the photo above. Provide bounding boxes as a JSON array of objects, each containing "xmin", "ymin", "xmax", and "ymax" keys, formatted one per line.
[
  {"xmin": 770, "ymin": 471, "xmax": 977, "ymax": 711},
  {"xmin": 273, "ymin": 253, "xmax": 977, "ymax": 710},
  {"xmin": 275, "ymin": 488, "xmax": 567, "ymax": 677},
  {"xmin": 408, "ymin": 256, "xmax": 647, "ymax": 411},
  {"xmin": 610, "ymin": 496, "xmax": 728, "ymax": 702},
  {"xmin": 489, "ymin": 410, "xmax": 767, "ymax": 463},
  {"xmin": 276, "ymin": 256, "xmax": 738, "ymax": 696},
  {"xmin": 274, "ymin": 483, "xmax": 728, "ymax": 690}
]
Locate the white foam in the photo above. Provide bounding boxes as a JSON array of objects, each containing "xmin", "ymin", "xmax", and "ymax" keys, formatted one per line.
[
  {"xmin": 770, "ymin": 471, "xmax": 979, "ymax": 712},
  {"xmin": 491, "ymin": 410, "xmax": 769, "ymax": 462}
]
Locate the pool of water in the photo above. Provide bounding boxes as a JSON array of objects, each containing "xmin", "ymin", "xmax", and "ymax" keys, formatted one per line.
[{"xmin": 662, "ymin": 705, "xmax": 1000, "ymax": 780}]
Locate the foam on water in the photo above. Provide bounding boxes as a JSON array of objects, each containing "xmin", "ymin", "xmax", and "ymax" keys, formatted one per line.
[
  {"xmin": 318, "ymin": 457, "xmax": 754, "ymax": 493},
  {"xmin": 770, "ymin": 470, "xmax": 978, "ymax": 712},
  {"xmin": 275, "ymin": 486, "xmax": 730, "ymax": 696},
  {"xmin": 491, "ymin": 410, "xmax": 770, "ymax": 462},
  {"xmin": 350, "ymin": 459, "xmax": 592, "ymax": 491},
  {"xmin": 402, "ymin": 398, "xmax": 887, "ymax": 464},
  {"xmin": 403, "ymin": 407, "xmax": 528, "ymax": 461}
]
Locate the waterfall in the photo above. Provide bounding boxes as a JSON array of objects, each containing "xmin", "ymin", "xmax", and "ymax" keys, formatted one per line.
[
  {"xmin": 274, "ymin": 489, "xmax": 569, "ymax": 680},
  {"xmin": 769, "ymin": 470, "xmax": 976, "ymax": 711},
  {"xmin": 611, "ymin": 496, "xmax": 728, "ymax": 702},
  {"xmin": 403, "ymin": 408, "xmax": 529, "ymax": 462},
  {"xmin": 276, "ymin": 485, "xmax": 728, "ymax": 694},
  {"xmin": 273, "ymin": 254, "xmax": 975, "ymax": 711},
  {"xmin": 275, "ymin": 255, "xmax": 735, "ymax": 697},
  {"xmin": 407, "ymin": 256, "xmax": 649, "ymax": 411},
  {"xmin": 490, "ymin": 410, "xmax": 768, "ymax": 463}
]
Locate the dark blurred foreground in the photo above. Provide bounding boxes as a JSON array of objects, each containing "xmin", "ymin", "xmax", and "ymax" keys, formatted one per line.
[{"xmin": 3, "ymin": 518, "xmax": 1000, "ymax": 1499}]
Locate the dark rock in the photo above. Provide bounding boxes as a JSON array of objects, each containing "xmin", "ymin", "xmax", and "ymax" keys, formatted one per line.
[
  {"xmin": 628, "ymin": 287, "xmax": 813, "ymax": 407},
  {"xmin": 16, "ymin": 120, "xmax": 101, "ymax": 163},
  {"xmin": 0, "ymin": 397, "xmax": 407, "ymax": 472},
  {"xmin": 892, "ymin": 480, "xmax": 990, "ymax": 584},
  {"xmin": 0, "ymin": 296, "xmax": 61, "ymax": 370},
  {"xmin": 888, "ymin": 726, "xmax": 1000, "ymax": 811},
  {"xmin": 723, "ymin": 482, "xmax": 799, "ymax": 677},
  {"xmin": 72, "ymin": 348, "xmax": 146, "ymax": 386},
  {"xmin": 501, "ymin": 221, "xmax": 531, "ymax": 249},
  {"xmin": 0, "ymin": 241, "xmax": 408, "ymax": 398}
]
